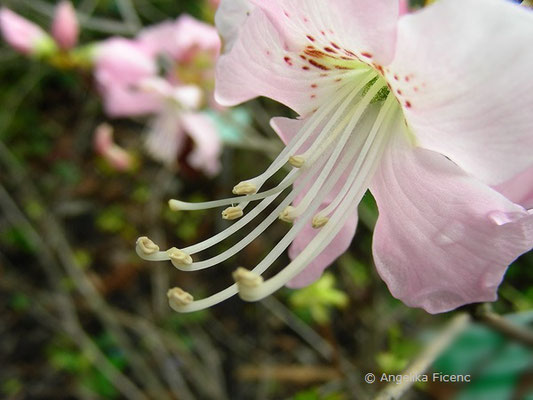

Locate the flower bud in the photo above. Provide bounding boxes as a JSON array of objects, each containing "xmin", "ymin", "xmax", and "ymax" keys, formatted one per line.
[{"xmin": 52, "ymin": 1, "xmax": 79, "ymax": 50}]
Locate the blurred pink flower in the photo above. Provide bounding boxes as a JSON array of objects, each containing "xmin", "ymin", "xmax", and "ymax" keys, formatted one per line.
[
  {"xmin": 51, "ymin": 1, "xmax": 79, "ymax": 50},
  {"xmin": 139, "ymin": 0, "xmax": 533, "ymax": 314},
  {"xmin": 94, "ymin": 123, "xmax": 134, "ymax": 171},
  {"xmin": 94, "ymin": 16, "xmax": 222, "ymax": 176},
  {"xmin": 0, "ymin": 3, "xmax": 78, "ymax": 55},
  {"xmin": 0, "ymin": 8, "xmax": 53, "ymax": 55}
]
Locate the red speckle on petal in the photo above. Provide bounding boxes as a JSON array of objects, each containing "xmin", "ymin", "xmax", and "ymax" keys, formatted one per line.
[
  {"xmin": 414, "ymin": 87, "xmax": 419, "ymax": 92},
  {"xmin": 321, "ymin": 30, "xmax": 326, "ymax": 35},
  {"xmin": 405, "ymin": 76, "xmax": 410, "ymax": 82},
  {"xmin": 303, "ymin": 17, "xmax": 309, "ymax": 23},
  {"xmin": 405, "ymin": 101, "xmax": 412, "ymax": 108},
  {"xmin": 311, "ymin": 94, "xmax": 316, "ymax": 98},
  {"xmin": 324, "ymin": 47, "xmax": 336, "ymax": 53},
  {"xmin": 311, "ymin": 83, "xmax": 318, "ymax": 88},
  {"xmin": 334, "ymin": 78, "xmax": 342, "ymax": 82},
  {"xmin": 309, "ymin": 59, "xmax": 330, "ymax": 70},
  {"xmin": 306, "ymin": 35, "xmax": 315, "ymax": 42},
  {"xmin": 397, "ymin": 89, "xmax": 402, "ymax": 95},
  {"xmin": 284, "ymin": 56, "xmax": 293, "ymax": 66},
  {"xmin": 393, "ymin": 75, "xmax": 399, "ymax": 81},
  {"xmin": 300, "ymin": 55, "xmax": 307, "ymax": 60},
  {"xmin": 330, "ymin": 42, "xmax": 341, "ymax": 50},
  {"xmin": 284, "ymin": 11, "xmax": 290, "ymax": 17},
  {"xmin": 361, "ymin": 52, "xmax": 373, "ymax": 58},
  {"xmin": 302, "ymin": 66, "xmax": 310, "ymax": 70}
]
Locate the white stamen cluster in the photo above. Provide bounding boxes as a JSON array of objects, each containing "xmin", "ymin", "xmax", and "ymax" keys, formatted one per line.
[{"xmin": 137, "ymin": 69, "xmax": 402, "ymax": 313}]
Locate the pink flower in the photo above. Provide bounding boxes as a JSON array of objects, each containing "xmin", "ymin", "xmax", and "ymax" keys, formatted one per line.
[
  {"xmin": 0, "ymin": 8, "xmax": 54, "ymax": 55},
  {"xmin": 94, "ymin": 17, "xmax": 222, "ymax": 176},
  {"xmin": 0, "ymin": 3, "xmax": 79, "ymax": 55},
  {"xmin": 137, "ymin": 0, "xmax": 533, "ymax": 314},
  {"xmin": 51, "ymin": 1, "xmax": 79, "ymax": 50},
  {"xmin": 94, "ymin": 123, "xmax": 134, "ymax": 171}
]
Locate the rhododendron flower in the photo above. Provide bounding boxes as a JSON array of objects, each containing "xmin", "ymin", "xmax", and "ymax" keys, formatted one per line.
[
  {"xmin": 137, "ymin": 0, "xmax": 533, "ymax": 314},
  {"xmin": 0, "ymin": 2, "xmax": 78, "ymax": 55},
  {"xmin": 95, "ymin": 15, "xmax": 222, "ymax": 176}
]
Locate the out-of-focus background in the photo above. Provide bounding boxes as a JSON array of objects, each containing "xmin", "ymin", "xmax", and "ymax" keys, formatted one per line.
[{"xmin": 0, "ymin": 0, "xmax": 532, "ymax": 399}]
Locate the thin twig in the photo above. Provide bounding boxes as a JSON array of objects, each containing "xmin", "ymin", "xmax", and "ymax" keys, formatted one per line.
[
  {"xmin": 476, "ymin": 304, "xmax": 533, "ymax": 347},
  {"xmin": 374, "ymin": 313, "xmax": 471, "ymax": 400},
  {"xmin": 116, "ymin": 0, "xmax": 143, "ymax": 31},
  {"xmin": 17, "ymin": 0, "xmax": 138, "ymax": 35}
]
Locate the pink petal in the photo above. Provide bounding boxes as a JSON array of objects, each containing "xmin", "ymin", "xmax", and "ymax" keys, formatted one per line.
[
  {"xmin": 181, "ymin": 112, "xmax": 222, "ymax": 176},
  {"xmin": 0, "ymin": 8, "xmax": 50, "ymax": 54},
  {"xmin": 386, "ymin": 0, "xmax": 533, "ymax": 184},
  {"xmin": 215, "ymin": 0, "xmax": 252, "ymax": 52},
  {"xmin": 173, "ymin": 15, "xmax": 220, "ymax": 62},
  {"xmin": 138, "ymin": 20, "xmax": 180, "ymax": 57},
  {"xmin": 287, "ymin": 210, "xmax": 358, "ymax": 288},
  {"xmin": 100, "ymin": 86, "xmax": 162, "ymax": 118},
  {"xmin": 493, "ymin": 165, "xmax": 533, "ymax": 210},
  {"xmin": 370, "ymin": 133, "xmax": 533, "ymax": 314},
  {"xmin": 144, "ymin": 110, "xmax": 186, "ymax": 165},
  {"xmin": 215, "ymin": 0, "xmax": 398, "ymax": 115},
  {"xmin": 253, "ymin": 0, "xmax": 398, "ymax": 65},
  {"xmin": 94, "ymin": 38, "xmax": 161, "ymax": 117},
  {"xmin": 95, "ymin": 38, "xmax": 156, "ymax": 86},
  {"xmin": 51, "ymin": 1, "xmax": 79, "ymax": 50}
]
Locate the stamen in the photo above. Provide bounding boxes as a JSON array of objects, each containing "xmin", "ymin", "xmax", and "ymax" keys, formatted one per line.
[
  {"xmin": 312, "ymin": 215, "xmax": 329, "ymax": 228},
  {"xmin": 136, "ymin": 236, "xmax": 159, "ymax": 255},
  {"xmin": 288, "ymin": 155, "xmax": 305, "ymax": 168},
  {"xmin": 279, "ymin": 205, "xmax": 297, "ymax": 223},
  {"xmin": 285, "ymin": 80, "xmax": 384, "ymax": 220},
  {"xmin": 232, "ymin": 182, "xmax": 257, "ymax": 195},
  {"xmin": 167, "ymin": 247, "xmax": 193, "ymax": 267},
  {"xmin": 222, "ymin": 206, "xmax": 244, "ymax": 220},
  {"xmin": 168, "ymin": 169, "xmax": 299, "ymax": 211},
  {"xmin": 167, "ymin": 287, "xmax": 194, "ymax": 311},
  {"xmin": 232, "ymin": 267, "xmax": 263, "ymax": 290},
  {"xmin": 237, "ymin": 105, "xmax": 401, "ymax": 302},
  {"xmin": 313, "ymin": 95, "xmax": 396, "ymax": 221}
]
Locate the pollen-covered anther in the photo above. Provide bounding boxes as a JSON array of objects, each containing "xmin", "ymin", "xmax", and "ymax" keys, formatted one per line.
[
  {"xmin": 136, "ymin": 236, "xmax": 160, "ymax": 255},
  {"xmin": 312, "ymin": 215, "xmax": 329, "ymax": 228},
  {"xmin": 167, "ymin": 287, "xmax": 194, "ymax": 310},
  {"xmin": 222, "ymin": 206, "xmax": 243, "ymax": 220},
  {"xmin": 232, "ymin": 181, "xmax": 257, "ymax": 195},
  {"xmin": 233, "ymin": 267, "xmax": 264, "ymax": 289},
  {"xmin": 279, "ymin": 206, "xmax": 297, "ymax": 223},
  {"xmin": 288, "ymin": 155, "xmax": 305, "ymax": 168},
  {"xmin": 167, "ymin": 247, "xmax": 193, "ymax": 266}
]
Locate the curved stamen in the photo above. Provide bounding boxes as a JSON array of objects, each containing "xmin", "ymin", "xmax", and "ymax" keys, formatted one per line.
[
  {"xmin": 232, "ymin": 71, "xmax": 373, "ymax": 203},
  {"xmin": 237, "ymin": 106, "xmax": 401, "ymax": 302},
  {"xmin": 168, "ymin": 169, "xmax": 299, "ymax": 211},
  {"xmin": 169, "ymin": 100, "xmax": 384, "ymax": 311},
  {"xmin": 313, "ymin": 95, "xmax": 397, "ymax": 222},
  {"xmin": 284, "ymin": 81, "xmax": 384, "ymax": 221}
]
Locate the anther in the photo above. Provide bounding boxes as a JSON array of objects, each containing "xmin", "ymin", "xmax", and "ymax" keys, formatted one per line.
[
  {"xmin": 167, "ymin": 287, "xmax": 194, "ymax": 310},
  {"xmin": 233, "ymin": 267, "xmax": 264, "ymax": 289},
  {"xmin": 288, "ymin": 155, "xmax": 305, "ymax": 168},
  {"xmin": 167, "ymin": 247, "xmax": 193, "ymax": 267},
  {"xmin": 222, "ymin": 206, "xmax": 244, "ymax": 220},
  {"xmin": 136, "ymin": 236, "xmax": 160, "ymax": 255},
  {"xmin": 279, "ymin": 206, "xmax": 296, "ymax": 223},
  {"xmin": 232, "ymin": 181, "xmax": 257, "ymax": 195},
  {"xmin": 312, "ymin": 215, "xmax": 329, "ymax": 228},
  {"xmin": 168, "ymin": 199, "xmax": 181, "ymax": 211}
]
